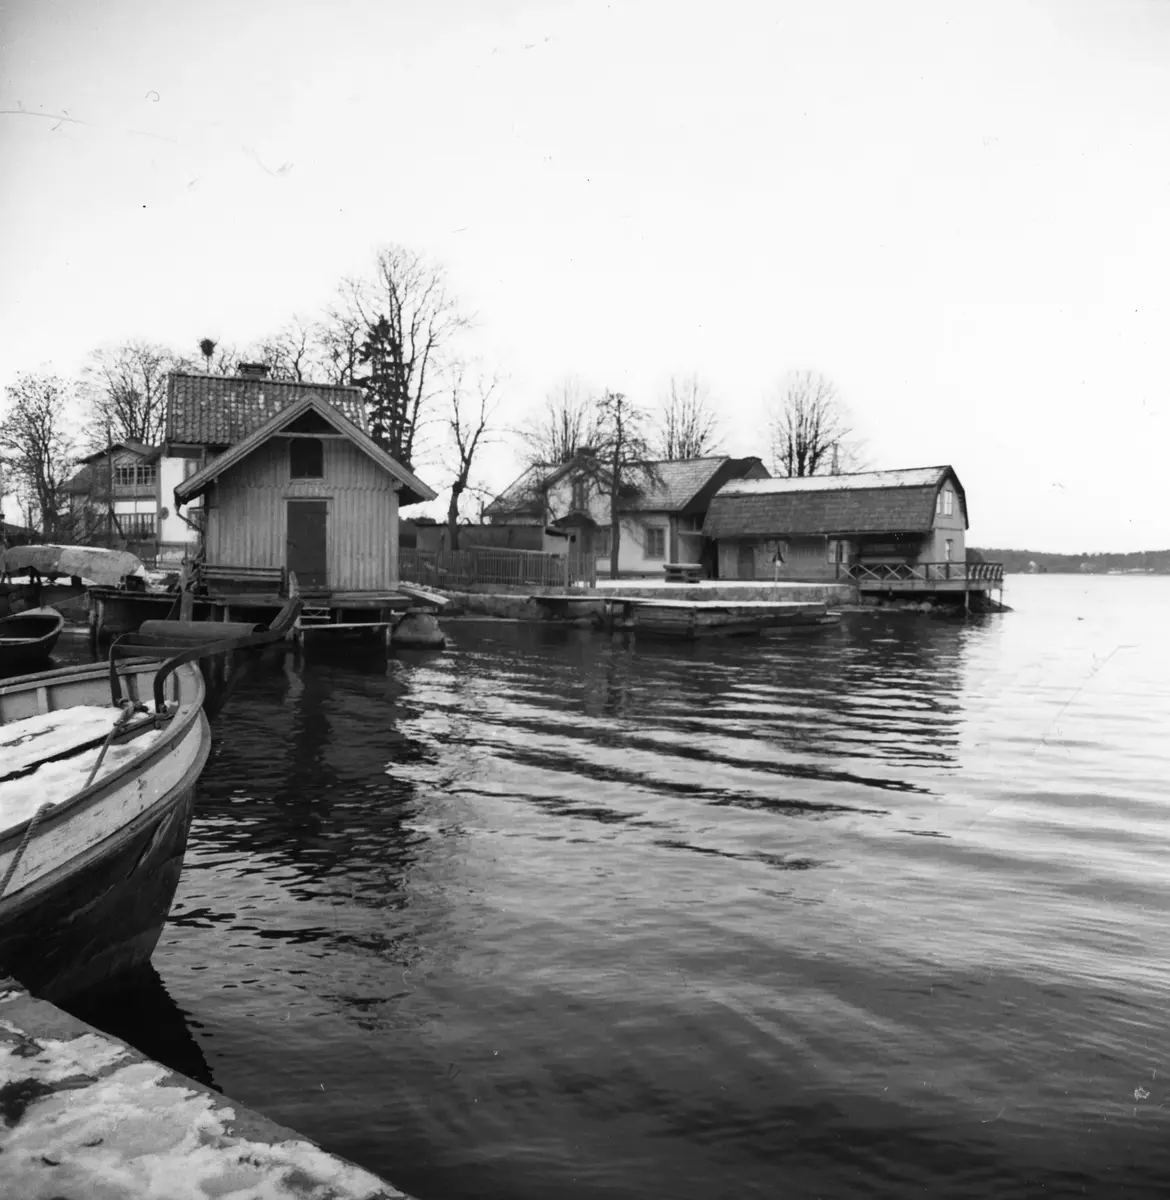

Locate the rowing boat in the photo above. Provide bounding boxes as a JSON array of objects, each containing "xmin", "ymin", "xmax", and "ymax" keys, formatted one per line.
[
  {"xmin": 0, "ymin": 607, "xmax": 65, "ymax": 675},
  {"xmin": 0, "ymin": 656, "xmax": 211, "ymax": 1002}
]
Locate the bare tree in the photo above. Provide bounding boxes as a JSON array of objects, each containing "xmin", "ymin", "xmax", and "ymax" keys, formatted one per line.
[
  {"xmin": 441, "ymin": 363, "xmax": 503, "ymax": 550},
  {"xmin": 766, "ymin": 370, "xmax": 862, "ymax": 477},
  {"xmin": 82, "ymin": 341, "xmax": 178, "ymax": 448},
  {"xmin": 519, "ymin": 376, "xmax": 601, "ymax": 467},
  {"xmin": 0, "ymin": 373, "xmax": 76, "ymax": 538},
  {"xmin": 592, "ymin": 390, "xmax": 661, "ymax": 579},
  {"xmin": 253, "ymin": 316, "xmax": 321, "ymax": 382},
  {"xmin": 316, "ymin": 299, "xmax": 364, "ymax": 386},
  {"xmin": 325, "ymin": 245, "xmax": 470, "ymax": 465},
  {"xmin": 655, "ymin": 373, "xmax": 722, "ymax": 459}
]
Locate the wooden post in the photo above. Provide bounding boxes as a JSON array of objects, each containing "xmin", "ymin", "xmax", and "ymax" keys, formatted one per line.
[{"xmin": 178, "ymin": 562, "xmax": 194, "ymax": 622}]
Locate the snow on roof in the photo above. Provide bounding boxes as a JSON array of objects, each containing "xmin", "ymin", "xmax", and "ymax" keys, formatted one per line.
[{"xmin": 717, "ymin": 467, "xmax": 950, "ymax": 496}]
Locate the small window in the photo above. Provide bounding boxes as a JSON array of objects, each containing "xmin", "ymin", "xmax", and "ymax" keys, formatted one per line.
[
  {"xmin": 182, "ymin": 458, "xmax": 201, "ymax": 480},
  {"xmin": 945, "ymin": 538, "xmax": 954, "ymax": 561},
  {"xmin": 943, "ymin": 489, "xmax": 954, "ymax": 517},
  {"xmin": 290, "ymin": 438, "xmax": 324, "ymax": 479},
  {"xmin": 571, "ymin": 478, "xmax": 587, "ymax": 511},
  {"xmin": 645, "ymin": 526, "xmax": 666, "ymax": 559}
]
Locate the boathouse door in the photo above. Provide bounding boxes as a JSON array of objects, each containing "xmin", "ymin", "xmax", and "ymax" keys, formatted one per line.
[{"xmin": 286, "ymin": 500, "xmax": 328, "ymax": 589}]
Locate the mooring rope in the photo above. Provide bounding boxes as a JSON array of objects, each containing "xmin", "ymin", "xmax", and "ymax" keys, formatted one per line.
[{"xmin": 0, "ymin": 801, "xmax": 53, "ymax": 898}]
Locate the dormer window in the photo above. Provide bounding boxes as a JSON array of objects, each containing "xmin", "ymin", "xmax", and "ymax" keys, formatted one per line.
[{"xmin": 290, "ymin": 437, "xmax": 324, "ymax": 479}]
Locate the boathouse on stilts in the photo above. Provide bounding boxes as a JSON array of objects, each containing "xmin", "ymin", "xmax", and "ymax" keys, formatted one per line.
[{"xmin": 165, "ymin": 366, "xmax": 441, "ymax": 646}]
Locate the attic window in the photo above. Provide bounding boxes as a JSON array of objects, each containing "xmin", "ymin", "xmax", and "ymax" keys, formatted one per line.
[
  {"xmin": 943, "ymin": 489, "xmax": 954, "ymax": 517},
  {"xmin": 290, "ymin": 437, "xmax": 324, "ymax": 479}
]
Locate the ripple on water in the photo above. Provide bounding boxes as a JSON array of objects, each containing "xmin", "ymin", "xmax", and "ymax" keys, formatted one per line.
[{"xmin": 55, "ymin": 578, "xmax": 1170, "ymax": 1199}]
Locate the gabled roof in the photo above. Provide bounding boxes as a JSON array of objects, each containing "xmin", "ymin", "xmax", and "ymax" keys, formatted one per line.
[
  {"xmin": 166, "ymin": 371, "xmax": 367, "ymax": 447},
  {"xmin": 483, "ymin": 463, "xmax": 547, "ymax": 519},
  {"xmin": 621, "ymin": 457, "xmax": 768, "ymax": 514},
  {"xmin": 63, "ymin": 464, "xmax": 97, "ymax": 495},
  {"xmin": 704, "ymin": 465, "xmax": 967, "ymax": 538},
  {"xmin": 484, "ymin": 454, "xmax": 769, "ymax": 519},
  {"xmin": 77, "ymin": 440, "xmax": 161, "ymax": 465},
  {"xmin": 173, "ymin": 393, "xmax": 436, "ymax": 508}
]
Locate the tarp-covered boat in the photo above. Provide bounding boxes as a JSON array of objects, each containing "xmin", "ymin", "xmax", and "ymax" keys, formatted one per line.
[
  {"xmin": 0, "ymin": 607, "xmax": 65, "ymax": 674},
  {"xmin": 0, "ymin": 656, "xmax": 211, "ymax": 1002},
  {"xmin": 0, "ymin": 544, "xmax": 145, "ymax": 587}
]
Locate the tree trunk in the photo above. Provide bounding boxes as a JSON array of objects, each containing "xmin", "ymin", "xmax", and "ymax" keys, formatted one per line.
[
  {"xmin": 447, "ymin": 480, "xmax": 464, "ymax": 552},
  {"xmin": 609, "ymin": 446, "xmax": 621, "ymax": 580}
]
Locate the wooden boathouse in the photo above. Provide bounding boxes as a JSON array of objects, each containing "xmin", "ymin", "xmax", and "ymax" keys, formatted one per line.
[
  {"xmin": 168, "ymin": 369, "xmax": 436, "ymax": 632},
  {"xmin": 703, "ymin": 465, "xmax": 1004, "ymax": 608}
]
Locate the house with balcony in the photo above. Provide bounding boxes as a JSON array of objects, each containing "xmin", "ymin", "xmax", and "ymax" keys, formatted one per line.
[
  {"xmin": 484, "ymin": 453, "xmax": 770, "ymax": 576},
  {"xmin": 62, "ymin": 440, "xmax": 163, "ymax": 559},
  {"xmin": 702, "ymin": 465, "xmax": 1003, "ymax": 605}
]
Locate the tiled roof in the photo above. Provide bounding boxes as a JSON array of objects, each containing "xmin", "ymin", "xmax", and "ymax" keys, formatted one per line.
[
  {"xmin": 166, "ymin": 371, "xmax": 367, "ymax": 446},
  {"xmin": 704, "ymin": 466, "xmax": 965, "ymax": 538},
  {"xmin": 173, "ymin": 393, "xmax": 436, "ymax": 509}
]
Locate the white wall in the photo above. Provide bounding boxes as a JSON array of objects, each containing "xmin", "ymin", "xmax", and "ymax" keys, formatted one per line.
[
  {"xmin": 544, "ymin": 473, "xmax": 669, "ymax": 573},
  {"xmin": 159, "ymin": 454, "xmax": 202, "ymax": 549}
]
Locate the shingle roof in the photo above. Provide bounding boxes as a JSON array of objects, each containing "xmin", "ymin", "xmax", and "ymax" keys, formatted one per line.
[
  {"xmin": 620, "ymin": 458, "xmax": 732, "ymax": 512},
  {"xmin": 704, "ymin": 466, "xmax": 966, "ymax": 538},
  {"xmin": 166, "ymin": 371, "xmax": 367, "ymax": 446}
]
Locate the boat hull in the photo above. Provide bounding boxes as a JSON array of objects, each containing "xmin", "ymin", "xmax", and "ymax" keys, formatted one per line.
[
  {"xmin": 0, "ymin": 749, "xmax": 205, "ymax": 1002},
  {"xmin": 0, "ymin": 607, "xmax": 65, "ymax": 675},
  {"xmin": 0, "ymin": 660, "xmax": 210, "ymax": 1003}
]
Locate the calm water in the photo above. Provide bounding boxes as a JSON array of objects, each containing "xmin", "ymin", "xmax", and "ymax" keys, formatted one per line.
[{"xmin": 64, "ymin": 576, "xmax": 1170, "ymax": 1197}]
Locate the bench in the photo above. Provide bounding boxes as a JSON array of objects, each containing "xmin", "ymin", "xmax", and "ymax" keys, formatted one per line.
[
  {"xmin": 199, "ymin": 564, "xmax": 287, "ymax": 597},
  {"xmin": 663, "ymin": 562, "xmax": 703, "ymax": 584}
]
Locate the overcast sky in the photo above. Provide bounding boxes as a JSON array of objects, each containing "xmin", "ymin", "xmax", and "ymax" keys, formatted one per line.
[{"xmin": 3, "ymin": 0, "xmax": 1168, "ymax": 553}]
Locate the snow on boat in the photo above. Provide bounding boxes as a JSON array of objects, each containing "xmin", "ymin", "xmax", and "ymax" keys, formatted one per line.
[
  {"xmin": 0, "ymin": 656, "xmax": 211, "ymax": 1002},
  {"xmin": 0, "ymin": 607, "xmax": 66, "ymax": 675}
]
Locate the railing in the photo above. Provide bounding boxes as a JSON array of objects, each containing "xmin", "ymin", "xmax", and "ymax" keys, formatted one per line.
[
  {"xmin": 399, "ymin": 547, "xmax": 596, "ymax": 590},
  {"xmin": 837, "ymin": 561, "xmax": 1004, "ymax": 584}
]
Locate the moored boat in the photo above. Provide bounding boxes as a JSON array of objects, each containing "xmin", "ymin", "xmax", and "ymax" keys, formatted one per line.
[
  {"xmin": 0, "ymin": 656, "xmax": 211, "ymax": 1002},
  {"xmin": 0, "ymin": 607, "xmax": 65, "ymax": 674}
]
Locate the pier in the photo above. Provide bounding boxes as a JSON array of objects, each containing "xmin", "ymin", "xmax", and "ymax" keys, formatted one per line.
[{"xmin": 0, "ymin": 977, "xmax": 411, "ymax": 1199}]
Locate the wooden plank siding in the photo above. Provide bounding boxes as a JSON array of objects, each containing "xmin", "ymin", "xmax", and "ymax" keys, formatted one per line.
[{"xmin": 203, "ymin": 438, "xmax": 400, "ymax": 591}]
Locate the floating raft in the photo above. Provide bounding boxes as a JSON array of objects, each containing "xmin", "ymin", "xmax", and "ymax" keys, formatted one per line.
[{"xmin": 603, "ymin": 596, "xmax": 832, "ymax": 639}]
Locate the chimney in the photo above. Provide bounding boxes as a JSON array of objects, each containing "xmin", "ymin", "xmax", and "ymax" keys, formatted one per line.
[{"xmin": 237, "ymin": 362, "xmax": 269, "ymax": 380}]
